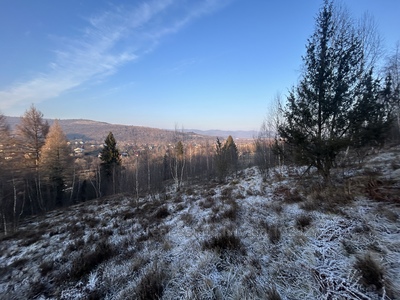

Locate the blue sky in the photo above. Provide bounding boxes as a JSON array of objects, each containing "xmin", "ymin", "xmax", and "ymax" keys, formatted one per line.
[{"xmin": 1, "ymin": 0, "xmax": 399, "ymax": 131}]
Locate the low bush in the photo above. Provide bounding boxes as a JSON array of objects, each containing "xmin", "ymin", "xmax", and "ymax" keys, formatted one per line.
[
  {"xmin": 202, "ymin": 231, "xmax": 246, "ymax": 256},
  {"xmin": 69, "ymin": 239, "xmax": 113, "ymax": 280},
  {"xmin": 295, "ymin": 214, "xmax": 312, "ymax": 230}
]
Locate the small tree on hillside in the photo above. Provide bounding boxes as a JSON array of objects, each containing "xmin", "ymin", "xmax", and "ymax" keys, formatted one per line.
[
  {"xmin": 224, "ymin": 135, "xmax": 238, "ymax": 175},
  {"xmin": 215, "ymin": 136, "xmax": 238, "ymax": 182},
  {"xmin": 100, "ymin": 132, "xmax": 121, "ymax": 195},
  {"xmin": 278, "ymin": 0, "xmax": 391, "ymax": 181},
  {"xmin": 41, "ymin": 120, "xmax": 73, "ymax": 208}
]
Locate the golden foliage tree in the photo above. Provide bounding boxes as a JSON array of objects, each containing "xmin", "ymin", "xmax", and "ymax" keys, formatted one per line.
[{"xmin": 41, "ymin": 120, "xmax": 72, "ymax": 208}]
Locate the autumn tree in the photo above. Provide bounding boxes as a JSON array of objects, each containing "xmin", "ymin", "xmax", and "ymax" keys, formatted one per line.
[
  {"xmin": 278, "ymin": 0, "xmax": 391, "ymax": 180},
  {"xmin": 99, "ymin": 132, "xmax": 121, "ymax": 195},
  {"xmin": 40, "ymin": 120, "xmax": 73, "ymax": 208}
]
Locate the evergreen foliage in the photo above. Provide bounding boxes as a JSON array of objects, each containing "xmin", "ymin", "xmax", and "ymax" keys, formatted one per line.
[
  {"xmin": 100, "ymin": 132, "xmax": 121, "ymax": 176},
  {"xmin": 215, "ymin": 136, "xmax": 238, "ymax": 181},
  {"xmin": 99, "ymin": 132, "xmax": 121, "ymax": 195},
  {"xmin": 278, "ymin": 0, "xmax": 392, "ymax": 180}
]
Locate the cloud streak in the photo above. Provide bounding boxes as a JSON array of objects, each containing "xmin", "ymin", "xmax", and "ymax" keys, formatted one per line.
[{"xmin": 0, "ymin": 0, "xmax": 231, "ymax": 111}]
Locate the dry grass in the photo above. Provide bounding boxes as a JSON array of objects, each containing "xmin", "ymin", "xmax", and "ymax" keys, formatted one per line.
[
  {"xmin": 354, "ymin": 253, "xmax": 388, "ymax": 292},
  {"xmin": 202, "ymin": 230, "xmax": 246, "ymax": 256},
  {"xmin": 295, "ymin": 214, "xmax": 312, "ymax": 230},
  {"xmin": 69, "ymin": 239, "xmax": 113, "ymax": 280},
  {"xmin": 135, "ymin": 265, "xmax": 167, "ymax": 300}
]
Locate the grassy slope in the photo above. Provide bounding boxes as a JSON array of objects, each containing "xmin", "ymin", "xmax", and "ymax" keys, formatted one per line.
[{"xmin": 1, "ymin": 148, "xmax": 400, "ymax": 300}]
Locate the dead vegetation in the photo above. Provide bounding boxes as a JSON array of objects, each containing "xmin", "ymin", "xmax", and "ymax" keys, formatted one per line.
[{"xmin": 0, "ymin": 148, "xmax": 399, "ymax": 299}]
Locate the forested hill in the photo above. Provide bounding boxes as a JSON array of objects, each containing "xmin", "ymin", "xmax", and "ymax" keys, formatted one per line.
[{"xmin": 5, "ymin": 116, "xmax": 213, "ymax": 144}]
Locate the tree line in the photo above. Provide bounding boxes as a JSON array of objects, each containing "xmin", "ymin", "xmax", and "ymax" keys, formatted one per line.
[{"xmin": 0, "ymin": 107, "xmax": 240, "ymax": 234}]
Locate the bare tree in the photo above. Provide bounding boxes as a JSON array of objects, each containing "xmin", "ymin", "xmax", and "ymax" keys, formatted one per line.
[
  {"xmin": 16, "ymin": 105, "xmax": 49, "ymax": 168},
  {"xmin": 255, "ymin": 93, "xmax": 284, "ymax": 177}
]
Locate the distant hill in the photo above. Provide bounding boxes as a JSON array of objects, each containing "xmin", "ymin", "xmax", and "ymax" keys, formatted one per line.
[
  {"xmin": 185, "ymin": 129, "xmax": 258, "ymax": 139},
  {"xmin": 5, "ymin": 117, "xmax": 211, "ymax": 144}
]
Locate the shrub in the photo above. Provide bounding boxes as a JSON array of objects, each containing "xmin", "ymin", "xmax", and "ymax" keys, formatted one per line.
[
  {"xmin": 202, "ymin": 231, "xmax": 246, "ymax": 256},
  {"xmin": 154, "ymin": 206, "xmax": 170, "ymax": 219},
  {"xmin": 69, "ymin": 240, "xmax": 113, "ymax": 280},
  {"xmin": 39, "ymin": 260, "xmax": 54, "ymax": 276}
]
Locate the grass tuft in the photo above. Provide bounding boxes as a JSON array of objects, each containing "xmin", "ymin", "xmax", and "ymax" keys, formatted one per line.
[
  {"xmin": 135, "ymin": 265, "xmax": 167, "ymax": 300},
  {"xmin": 354, "ymin": 253, "xmax": 385, "ymax": 290},
  {"xmin": 69, "ymin": 239, "xmax": 113, "ymax": 280},
  {"xmin": 295, "ymin": 214, "xmax": 312, "ymax": 230},
  {"xmin": 202, "ymin": 230, "xmax": 246, "ymax": 256}
]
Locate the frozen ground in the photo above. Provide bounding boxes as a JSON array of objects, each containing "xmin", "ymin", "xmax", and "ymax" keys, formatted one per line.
[{"xmin": 1, "ymin": 147, "xmax": 399, "ymax": 299}]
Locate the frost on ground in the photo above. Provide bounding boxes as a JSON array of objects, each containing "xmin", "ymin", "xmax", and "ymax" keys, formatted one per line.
[{"xmin": 1, "ymin": 147, "xmax": 400, "ymax": 299}]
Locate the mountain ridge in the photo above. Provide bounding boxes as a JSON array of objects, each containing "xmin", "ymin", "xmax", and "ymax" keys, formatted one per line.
[{"xmin": 5, "ymin": 116, "xmax": 257, "ymax": 142}]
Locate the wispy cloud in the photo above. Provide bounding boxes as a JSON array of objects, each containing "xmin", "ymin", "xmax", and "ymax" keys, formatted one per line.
[{"xmin": 0, "ymin": 0, "xmax": 231, "ymax": 111}]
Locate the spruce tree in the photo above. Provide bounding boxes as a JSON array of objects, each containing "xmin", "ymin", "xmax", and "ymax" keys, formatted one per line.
[
  {"xmin": 224, "ymin": 135, "xmax": 238, "ymax": 174},
  {"xmin": 278, "ymin": 0, "xmax": 390, "ymax": 180},
  {"xmin": 99, "ymin": 132, "xmax": 121, "ymax": 195}
]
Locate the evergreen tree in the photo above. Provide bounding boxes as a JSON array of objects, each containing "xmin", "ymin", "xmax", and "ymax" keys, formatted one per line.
[
  {"xmin": 224, "ymin": 135, "xmax": 238, "ymax": 174},
  {"xmin": 99, "ymin": 132, "xmax": 121, "ymax": 195},
  {"xmin": 41, "ymin": 120, "xmax": 72, "ymax": 207},
  {"xmin": 278, "ymin": 0, "xmax": 390, "ymax": 180},
  {"xmin": 215, "ymin": 136, "xmax": 238, "ymax": 181}
]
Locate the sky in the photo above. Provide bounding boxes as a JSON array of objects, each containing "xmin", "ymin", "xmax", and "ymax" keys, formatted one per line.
[{"xmin": 0, "ymin": 0, "xmax": 399, "ymax": 131}]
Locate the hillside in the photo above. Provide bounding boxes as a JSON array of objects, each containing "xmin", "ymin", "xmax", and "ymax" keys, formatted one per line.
[
  {"xmin": 0, "ymin": 147, "xmax": 399, "ymax": 299},
  {"xmin": 5, "ymin": 117, "xmax": 256, "ymax": 144},
  {"xmin": 5, "ymin": 116, "xmax": 212, "ymax": 144}
]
